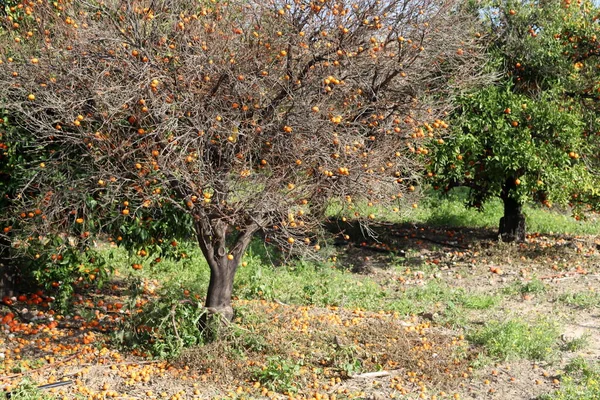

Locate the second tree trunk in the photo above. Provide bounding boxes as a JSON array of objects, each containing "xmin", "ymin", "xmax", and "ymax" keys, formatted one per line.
[{"xmin": 499, "ymin": 196, "xmax": 526, "ymax": 242}]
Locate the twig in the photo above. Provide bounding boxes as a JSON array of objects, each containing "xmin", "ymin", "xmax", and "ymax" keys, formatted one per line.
[
  {"xmin": 170, "ymin": 304, "xmax": 181, "ymax": 343},
  {"xmin": 348, "ymin": 371, "xmax": 392, "ymax": 379}
]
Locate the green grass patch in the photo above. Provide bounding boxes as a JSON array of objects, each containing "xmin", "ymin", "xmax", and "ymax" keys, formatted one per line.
[
  {"xmin": 539, "ymin": 357, "xmax": 600, "ymax": 400},
  {"xmin": 329, "ymin": 187, "xmax": 600, "ymax": 235},
  {"xmin": 558, "ymin": 291, "xmax": 600, "ymax": 309},
  {"xmin": 111, "ymin": 240, "xmax": 499, "ymax": 330},
  {"xmin": 468, "ymin": 318, "xmax": 560, "ymax": 361},
  {"xmin": 388, "ymin": 281, "xmax": 499, "ymax": 326},
  {"xmin": 422, "ymin": 188, "xmax": 600, "ymax": 235},
  {"xmin": 502, "ymin": 278, "xmax": 547, "ymax": 297}
]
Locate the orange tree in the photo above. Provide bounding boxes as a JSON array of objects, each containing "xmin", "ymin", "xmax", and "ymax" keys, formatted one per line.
[
  {"xmin": 0, "ymin": 0, "xmax": 485, "ymax": 319},
  {"xmin": 428, "ymin": 0, "xmax": 600, "ymax": 242},
  {"xmin": 0, "ymin": 1, "xmax": 113, "ymax": 307}
]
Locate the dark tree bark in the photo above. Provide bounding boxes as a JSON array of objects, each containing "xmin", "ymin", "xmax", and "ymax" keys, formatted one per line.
[
  {"xmin": 499, "ymin": 194, "xmax": 526, "ymax": 243},
  {"xmin": 194, "ymin": 218, "xmax": 258, "ymax": 322},
  {"xmin": 0, "ymin": 234, "xmax": 15, "ymax": 298}
]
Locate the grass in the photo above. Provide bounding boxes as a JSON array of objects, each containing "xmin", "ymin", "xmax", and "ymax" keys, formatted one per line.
[
  {"xmin": 114, "ymin": 240, "xmax": 501, "ymax": 319},
  {"xmin": 558, "ymin": 291, "xmax": 600, "ymax": 309},
  {"xmin": 539, "ymin": 357, "xmax": 600, "ymax": 400},
  {"xmin": 109, "ymin": 241, "xmax": 390, "ymax": 311},
  {"xmin": 101, "ymin": 188, "xmax": 596, "ymax": 388},
  {"xmin": 330, "ymin": 187, "xmax": 600, "ymax": 235},
  {"xmin": 561, "ymin": 333, "xmax": 590, "ymax": 352},
  {"xmin": 423, "ymin": 188, "xmax": 600, "ymax": 235},
  {"xmin": 503, "ymin": 278, "xmax": 548, "ymax": 297},
  {"xmin": 468, "ymin": 318, "xmax": 560, "ymax": 362},
  {"xmin": 388, "ymin": 282, "xmax": 499, "ymax": 326}
]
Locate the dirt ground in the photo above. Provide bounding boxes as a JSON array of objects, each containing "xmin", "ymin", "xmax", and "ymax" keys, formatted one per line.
[{"xmin": 0, "ymin": 223, "xmax": 598, "ymax": 399}]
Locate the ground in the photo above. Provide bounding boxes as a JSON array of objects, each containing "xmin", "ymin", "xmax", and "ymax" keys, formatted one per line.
[{"xmin": 0, "ymin": 207, "xmax": 599, "ymax": 400}]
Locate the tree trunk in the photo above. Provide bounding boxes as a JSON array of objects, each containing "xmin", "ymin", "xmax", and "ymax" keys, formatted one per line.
[
  {"xmin": 499, "ymin": 196, "xmax": 526, "ymax": 242},
  {"xmin": 0, "ymin": 235, "xmax": 15, "ymax": 298},
  {"xmin": 204, "ymin": 257, "xmax": 237, "ymax": 321},
  {"xmin": 194, "ymin": 218, "xmax": 258, "ymax": 325}
]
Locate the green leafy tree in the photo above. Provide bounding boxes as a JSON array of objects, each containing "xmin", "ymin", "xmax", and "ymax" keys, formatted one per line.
[{"xmin": 429, "ymin": 0, "xmax": 600, "ymax": 242}]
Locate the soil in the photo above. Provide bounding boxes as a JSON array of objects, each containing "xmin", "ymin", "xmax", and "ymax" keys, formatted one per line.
[{"xmin": 0, "ymin": 222, "xmax": 598, "ymax": 399}]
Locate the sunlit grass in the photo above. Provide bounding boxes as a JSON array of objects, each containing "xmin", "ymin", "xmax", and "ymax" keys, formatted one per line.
[
  {"xmin": 539, "ymin": 357, "xmax": 600, "ymax": 400},
  {"xmin": 328, "ymin": 187, "xmax": 600, "ymax": 235},
  {"xmin": 468, "ymin": 318, "xmax": 560, "ymax": 361}
]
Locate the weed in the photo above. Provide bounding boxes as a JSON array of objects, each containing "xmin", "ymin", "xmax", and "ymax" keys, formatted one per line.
[
  {"xmin": 342, "ymin": 187, "xmax": 600, "ymax": 235},
  {"xmin": 558, "ymin": 292, "xmax": 600, "ymax": 309},
  {"xmin": 456, "ymin": 292, "xmax": 500, "ymax": 310},
  {"xmin": 327, "ymin": 341, "xmax": 363, "ymax": 378},
  {"xmin": 520, "ymin": 279, "xmax": 547, "ymax": 295},
  {"xmin": 538, "ymin": 357, "xmax": 600, "ymax": 400},
  {"xmin": 561, "ymin": 333, "xmax": 590, "ymax": 352},
  {"xmin": 253, "ymin": 356, "xmax": 303, "ymax": 394},
  {"xmin": 468, "ymin": 318, "xmax": 559, "ymax": 361},
  {"xmin": 503, "ymin": 278, "xmax": 547, "ymax": 296},
  {"xmin": 114, "ymin": 281, "xmax": 205, "ymax": 359},
  {"xmin": 2, "ymin": 379, "xmax": 54, "ymax": 400},
  {"xmin": 388, "ymin": 283, "xmax": 498, "ymax": 326},
  {"xmin": 235, "ymin": 258, "xmax": 387, "ymax": 310}
]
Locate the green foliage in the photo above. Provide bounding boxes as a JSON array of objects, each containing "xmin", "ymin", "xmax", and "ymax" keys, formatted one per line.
[
  {"xmin": 253, "ymin": 356, "xmax": 303, "ymax": 394},
  {"xmin": 1, "ymin": 379, "xmax": 55, "ymax": 400},
  {"xmin": 468, "ymin": 318, "xmax": 559, "ymax": 361},
  {"xmin": 429, "ymin": 86, "xmax": 591, "ymax": 210},
  {"xmin": 332, "ymin": 187, "xmax": 600, "ymax": 235},
  {"xmin": 558, "ymin": 291, "xmax": 600, "ymax": 309},
  {"xmin": 539, "ymin": 357, "xmax": 600, "ymax": 400},
  {"xmin": 114, "ymin": 281, "xmax": 206, "ymax": 359},
  {"xmin": 389, "ymin": 281, "xmax": 498, "ymax": 316},
  {"xmin": 232, "ymin": 242, "xmax": 388, "ymax": 310},
  {"xmin": 429, "ymin": 0, "xmax": 600, "ymax": 223},
  {"xmin": 331, "ymin": 345, "xmax": 362, "ymax": 378},
  {"xmin": 518, "ymin": 278, "xmax": 547, "ymax": 296},
  {"xmin": 502, "ymin": 278, "xmax": 547, "ymax": 296},
  {"xmin": 0, "ymin": 114, "xmax": 112, "ymax": 307}
]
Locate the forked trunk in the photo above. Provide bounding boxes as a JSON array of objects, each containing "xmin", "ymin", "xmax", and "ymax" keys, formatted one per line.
[
  {"xmin": 499, "ymin": 196, "xmax": 526, "ymax": 243},
  {"xmin": 195, "ymin": 218, "xmax": 258, "ymax": 325}
]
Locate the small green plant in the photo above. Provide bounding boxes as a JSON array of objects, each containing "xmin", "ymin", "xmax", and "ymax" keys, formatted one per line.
[
  {"xmin": 2, "ymin": 379, "xmax": 54, "ymax": 400},
  {"xmin": 114, "ymin": 281, "xmax": 205, "ymax": 359},
  {"xmin": 388, "ymin": 283, "xmax": 497, "ymax": 326},
  {"xmin": 538, "ymin": 357, "xmax": 600, "ymax": 400},
  {"xmin": 503, "ymin": 278, "xmax": 547, "ymax": 297},
  {"xmin": 520, "ymin": 279, "xmax": 547, "ymax": 295},
  {"xmin": 456, "ymin": 291, "xmax": 499, "ymax": 310},
  {"xmin": 253, "ymin": 356, "xmax": 303, "ymax": 394},
  {"xmin": 561, "ymin": 334, "xmax": 590, "ymax": 353},
  {"xmin": 327, "ymin": 342, "xmax": 363, "ymax": 378},
  {"xmin": 468, "ymin": 318, "xmax": 559, "ymax": 361},
  {"xmin": 558, "ymin": 292, "xmax": 600, "ymax": 309}
]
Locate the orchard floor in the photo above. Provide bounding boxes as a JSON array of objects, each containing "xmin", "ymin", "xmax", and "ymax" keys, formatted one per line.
[{"xmin": 1, "ymin": 223, "xmax": 599, "ymax": 400}]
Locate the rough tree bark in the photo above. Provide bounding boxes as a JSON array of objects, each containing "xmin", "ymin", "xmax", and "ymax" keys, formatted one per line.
[
  {"xmin": 499, "ymin": 179, "xmax": 526, "ymax": 242},
  {"xmin": 194, "ymin": 218, "xmax": 258, "ymax": 322},
  {"xmin": 0, "ymin": 235, "xmax": 14, "ymax": 298}
]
